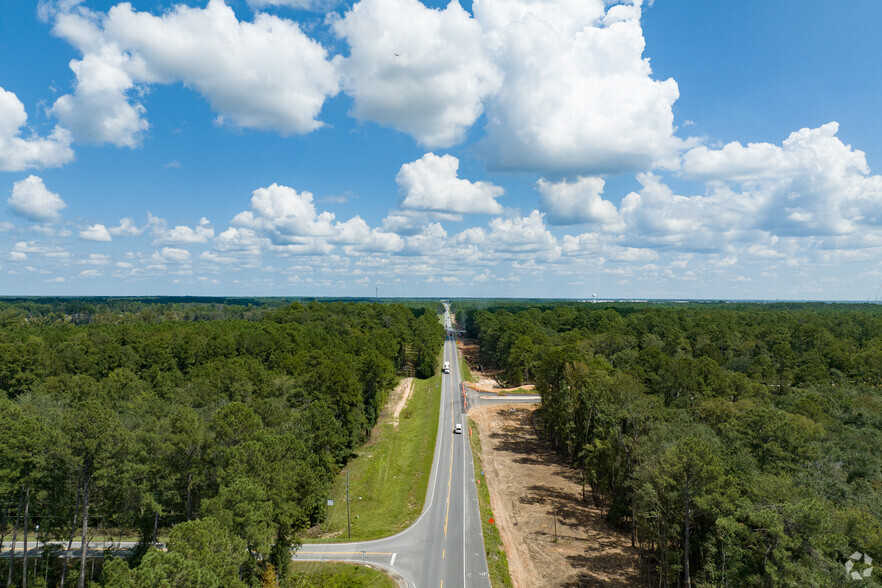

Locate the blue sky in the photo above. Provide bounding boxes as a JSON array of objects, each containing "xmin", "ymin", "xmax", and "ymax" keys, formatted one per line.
[{"xmin": 2, "ymin": 0, "xmax": 882, "ymax": 299}]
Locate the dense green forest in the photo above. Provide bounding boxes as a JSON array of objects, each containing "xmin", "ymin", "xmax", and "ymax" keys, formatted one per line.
[
  {"xmin": 456, "ymin": 301, "xmax": 882, "ymax": 586},
  {"xmin": 0, "ymin": 299, "xmax": 445, "ymax": 587}
]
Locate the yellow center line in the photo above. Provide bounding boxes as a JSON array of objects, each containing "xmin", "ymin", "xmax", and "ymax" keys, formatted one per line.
[
  {"xmin": 444, "ymin": 349, "xmax": 455, "ymax": 539},
  {"xmin": 445, "ymin": 433, "xmax": 453, "ymax": 535}
]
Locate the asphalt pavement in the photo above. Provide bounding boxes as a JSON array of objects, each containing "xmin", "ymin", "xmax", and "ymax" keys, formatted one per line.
[{"xmin": 292, "ymin": 306, "xmax": 491, "ymax": 587}]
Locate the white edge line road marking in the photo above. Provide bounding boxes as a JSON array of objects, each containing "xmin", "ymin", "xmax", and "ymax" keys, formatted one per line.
[
  {"xmin": 347, "ymin": 334, "xmax": 448, "ymax": 546},
  {"xmin": 391, "ymin": 552, "xmax": 397, "ymax": 567},
  {"xmin": 457, "ymin": 337, "xmax": 467, "ymax": 587},
  {"xmin": 462, "ymin": 387, "xmax": 467, "ymax": 587}
]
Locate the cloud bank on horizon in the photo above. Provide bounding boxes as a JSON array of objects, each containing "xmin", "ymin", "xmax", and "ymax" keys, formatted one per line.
[{"xmin": 2, "ymin": 0, "xmax": 882, "ymax": 299}]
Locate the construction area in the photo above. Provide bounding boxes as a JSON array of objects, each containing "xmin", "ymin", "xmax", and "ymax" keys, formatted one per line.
[
  {"xmin": 469, "ymin": 405, "xmax": 641, "ymax": 587},
  {"xmin": 459, "ymin": 336, "xmax": 641, "ymax": 587}
]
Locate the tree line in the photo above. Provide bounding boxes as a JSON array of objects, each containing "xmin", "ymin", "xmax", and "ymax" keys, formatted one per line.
[
  {"xmin": 0, "ymin": 300, "xmax": 445, "ymax": 587},
  {"xmin": 456, "ymin": 301, "xmax": 882, "ymax": 586}
]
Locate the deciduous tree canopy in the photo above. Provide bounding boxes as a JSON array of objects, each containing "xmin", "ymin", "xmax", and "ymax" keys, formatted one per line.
[
  {"xmin": 456, "ymin": 300, "xmax": 882, "ymax": 586},
  {"xmin": 0, "ymin": 298, "xmax": 444, "ymax": 586}
]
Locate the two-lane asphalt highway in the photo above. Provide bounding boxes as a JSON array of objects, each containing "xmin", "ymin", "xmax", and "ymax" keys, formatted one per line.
[{"xmin": 293, "ymin": 306, "xmax": 490, "ymax": 587}]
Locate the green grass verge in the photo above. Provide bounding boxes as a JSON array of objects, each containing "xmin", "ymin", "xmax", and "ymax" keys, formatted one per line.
[
  {"xmin": 310, "ymin": 366, "xmax": 442, "ymax": 542},
  {"xmin": 284, "ymin": 562, "xmax": 396, "ymax": 587},
  {"xmin": 459, "ymin": 355, "xmax": 477, "ymax": 383},
  {"xmin": 467, "ymin": 417, "xmax": 513, "ymax": 588}
]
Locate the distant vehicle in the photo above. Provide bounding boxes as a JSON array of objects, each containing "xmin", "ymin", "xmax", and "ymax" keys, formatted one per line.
[
  {"xmin": 442, "ymin": 361, "xmax": 451, "ymax": 373},
  {"xmin": 454, "ymin": 423, "xmax": 462, "ymax": 434}
]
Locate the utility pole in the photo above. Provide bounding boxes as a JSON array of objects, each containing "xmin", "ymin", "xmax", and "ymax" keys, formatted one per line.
[
  {"xmin": 552, "ymin": 489, "xmax": 557, "ymax": 542},
  {"xmin": 22, "ymin": 486, "xmax": 30, "ymax": 588},
  {"xmin": 346, "ymin": 469, "xmax": 351, "ymax": 539}
]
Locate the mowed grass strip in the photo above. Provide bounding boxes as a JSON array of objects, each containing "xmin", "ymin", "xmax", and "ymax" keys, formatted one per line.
[
  {"xmin": 314, "ymin": 366, "xmax": 442, "ymax": 541},
  {"xmin": 468, "ymin": 416, "xmax": 513, "ymax": 588},
  {"xmin": 285, "ymin": 562, "xmax": 396, "ymax": 587},
  {"xmin": 460, "ymin": 354, "xmax": 477, "ymax": 383}
]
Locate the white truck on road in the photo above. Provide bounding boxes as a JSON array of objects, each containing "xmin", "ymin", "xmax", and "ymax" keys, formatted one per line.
[{"xmin": 442, "ymin": 361, "xmax": 451, "ymax": 374}]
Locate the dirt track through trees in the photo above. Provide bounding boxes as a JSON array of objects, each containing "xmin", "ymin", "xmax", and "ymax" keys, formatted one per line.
[{"xmin": 469, "ymin": 405, "xmax": 641, "ymax": 587}]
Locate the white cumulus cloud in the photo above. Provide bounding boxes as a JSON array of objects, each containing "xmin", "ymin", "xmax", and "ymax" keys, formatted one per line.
[
  {"xmin": 402, "ymin": 222, "xmax": 449, "ymax": 256},
  {"xmin": 680, "ymin": 122, "xmax": 882, "ymax": 237},
  {"xmin": 49, "ymin": 42, "xmax": 150, "ymax": 147},
  {"xmin": 49, "ymin": 0, "xmax": 339, "ymax": 146},
  {"xmin": 8, "ymin": 176, "xmax": 67, "ymax": 223},
  {"xmin": 108, "ymin": 217, "xmax": 143, "ymax": 237},
  {"xmin": 0, "ymin": 87, "xmax": 74, "ymax": 171},
  {"xmin": 397, "ymin": 153, "xmax": 504, "ymax": 216},
  {"xmin": 334, "ymin": 0, "xmax": 500, "ymax": 147},
  {"xmin": 537, "ymin": 176, "xmax": 621, "ymax": 227},
  {"xmin": 79, "ymin": 224, "xmax": 112, "ymax": 241},
  {"xmin": 214, "ymin": 227, "xmax": 265, "ymax": 254},
  {"xmin": 12, "ymin": 241, "xmax": 71, "ymax": 258},
  {"xmin": 153, "ymin": 217, "xmax": 214, "ymax": 245},
  {"xmin": 79, "ymin": 253, "xmax": 111, "ymax": 265},
  {"xmin": 618, "ymin": 172, "xmax": 755, "ymax": 252},
  {"xmin": 152, "ymin": 247, "xmax": 191, "ymax": 263},
  {"xmin": 335, "ymin": 216, "xmax": 404, "ymax": 253},
  {"xmin": 233, "ymin": 184, "xmax": 337, "ymax": 241},
  {"xmin": 609, "ymin": 123, "xmax": 882, "ymax": 260},
  {"xmin": 42, "ymin": 0, "xmax": 686, "ymax": 180},
  {"xmin": 456, "ymin": 210, "xmax": 560, "ymax": 260},
  {"xmin": 475, "ymin": 0, "xmax": 682, "ymax": 174},
  {"xmin": 248, "ymin": 0, "xmax": 347, "ymax": 11},
  {"xmin": 231, "ymin": 182, "xmax": 402, "ymax": 255}
]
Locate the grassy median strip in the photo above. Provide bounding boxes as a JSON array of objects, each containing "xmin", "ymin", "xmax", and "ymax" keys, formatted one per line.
[
  {"xmin": 285, "ymin": 562, "xmax": 396, "ymax": 587},
  {"xmin": 467, "ymin": 417, "xmax": 513, "ymax": 588},
  {"xmin": 311, "ymin": 366, "xmax": 442, "ymax": 542}
]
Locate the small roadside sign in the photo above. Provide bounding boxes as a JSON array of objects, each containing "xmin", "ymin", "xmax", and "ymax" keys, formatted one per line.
[{"xmin": 327, "ymin": 499, "xmax": 334, "ymax": 506}]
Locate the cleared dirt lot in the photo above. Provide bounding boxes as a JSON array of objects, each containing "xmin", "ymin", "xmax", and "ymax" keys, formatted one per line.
[{"xmin": 469, "ymin": 405, "xmax": 641, "ymax": 587}]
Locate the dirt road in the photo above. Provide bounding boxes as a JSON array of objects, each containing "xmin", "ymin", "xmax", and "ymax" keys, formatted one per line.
[{"xmin": 469, "ymin": 405, "xmax": 641, "ymax": 587}]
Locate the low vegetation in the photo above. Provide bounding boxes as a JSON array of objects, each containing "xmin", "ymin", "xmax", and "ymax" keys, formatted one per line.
[
  {"xmin": 311, "ymin": 364, "xmax": 442, "ymax": 541},
  {"xmin": 467, "ymin": 418, "xmax": 513, "ymax": 588},
  {"xmin": 459, "ymin": 355, "xmax": 477, "ymax": 383},
  {"xmin": 285, "ymin": 562, "xmax": 396, "ymax": 587}
]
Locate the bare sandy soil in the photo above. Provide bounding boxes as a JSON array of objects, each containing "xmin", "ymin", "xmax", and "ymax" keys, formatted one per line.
[
  {"xmin": 387, "ymin": 377, "xmax": 414, "ymax": 428},
  {"xmin": 458, "ymin": 339, "xmax": 535, "ymax": 393},
  {"xmin": 359, "ymin": 378, "xmax": 413, "ymax": 454},
  {"xmin": 458, "ymin": 340, "xmax": 501, "ymax": 385},
  {"xmin": 469, "ymin": 405, "xmax": 641, "ymax": 587}
]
